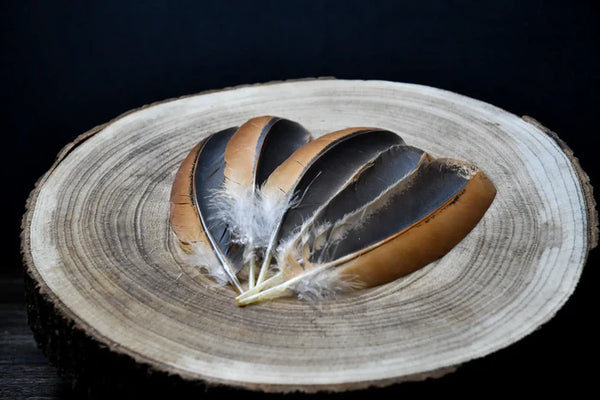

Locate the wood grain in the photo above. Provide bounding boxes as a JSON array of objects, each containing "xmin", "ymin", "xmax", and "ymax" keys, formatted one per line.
[{"xmin": 21, "ymin": 79, "xmax": 596, "ymax": 392}]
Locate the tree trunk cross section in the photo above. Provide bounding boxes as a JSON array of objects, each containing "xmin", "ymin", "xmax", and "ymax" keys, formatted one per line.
[{"xmin": 21, "ymin": 79, "xmax": 597, "ymax": 392}]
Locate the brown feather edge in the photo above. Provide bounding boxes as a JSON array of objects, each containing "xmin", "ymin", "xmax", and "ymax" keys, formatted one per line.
[
  {"xmin": 224, "ymin": 116, "xmax": 275, "ymax": 187},
  {"xmin": 522, "ymin": 116, "xmax": 598, "ymax": 250},
  {"xmin": 169, "ymin": 141, "xmax": 209, "ymax": 253}
]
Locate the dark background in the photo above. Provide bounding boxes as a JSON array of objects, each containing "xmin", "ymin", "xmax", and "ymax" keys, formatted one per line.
[{"xmin": 1, "ymin": 1, "xmax": 598, "ymax": 398}]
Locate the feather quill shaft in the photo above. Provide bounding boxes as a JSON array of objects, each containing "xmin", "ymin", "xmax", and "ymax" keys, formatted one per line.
[{"xmin": 237, "ymin": 261, "xmax": 363, "ymax": 306}]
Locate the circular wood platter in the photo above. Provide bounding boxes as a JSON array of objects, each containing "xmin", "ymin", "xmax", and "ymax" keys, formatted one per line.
[{"xmin": 21, "ymin": 79, "xmax": 596, "ymax": 392}]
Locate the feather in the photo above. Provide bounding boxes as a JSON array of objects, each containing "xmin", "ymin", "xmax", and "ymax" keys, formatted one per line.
[
  {"xmin": 211, "ymin": 117, "xmax": 311, "ymax": 287},
  {"xmin": 254, "ymin": 128, "xmax": 405, "ymax": 286},
  {"xmin": 236, "ymin": 143, "xmax": 428, "ymax": 300},
  {"xmin": 171, "ymin": 122, "xmax": 496, "ymax": 305},
  {"xmin": 170, "ymin": 127, "xmax": 244, "ymax": 293},
  {"xmin": 237, "ymin": 157, "xmax": 496, "ymax": 305}
]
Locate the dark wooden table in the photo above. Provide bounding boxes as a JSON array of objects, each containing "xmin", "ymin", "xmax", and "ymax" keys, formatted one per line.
[{"xmin": 1, "ymin": 277, "xmax": 74, "ymax": 400}]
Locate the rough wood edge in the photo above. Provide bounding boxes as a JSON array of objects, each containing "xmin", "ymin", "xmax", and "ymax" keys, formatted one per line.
[
  {"xmin": 522, "ymin": 115, "xmax": 598, "ymax": 249},
  {"xmin": 19, "ymin": 77, "xmax": 460, "ymax": 394},
  {"xmin": 17, "ymin": 80, "xmax": 595, "ymax": 394}
]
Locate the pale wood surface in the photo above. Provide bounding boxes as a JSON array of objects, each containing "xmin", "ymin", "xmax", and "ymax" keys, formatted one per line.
[{"xmin": 21, "ymin": 79, "xmax": 596, "ymax": 392}]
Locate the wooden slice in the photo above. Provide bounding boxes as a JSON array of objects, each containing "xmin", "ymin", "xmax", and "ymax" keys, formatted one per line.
[{"xmin": 21, "ymin": 79, "xmax": 597, "ymax": 393}]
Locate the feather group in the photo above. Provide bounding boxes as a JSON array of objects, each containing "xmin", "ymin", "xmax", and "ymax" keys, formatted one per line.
[{"xmin": 169, "ymin": 116, "xmax": 496, "ymax": 306}]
